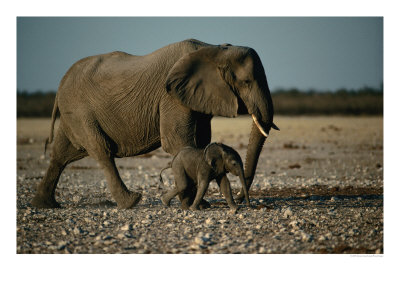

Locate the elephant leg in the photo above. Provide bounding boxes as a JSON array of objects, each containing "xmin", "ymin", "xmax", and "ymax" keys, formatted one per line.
[
  {"xmin": 96, "ymin": 155, "xmax": 141, "ymax": 209},
  {"xmin": 31, "ymin": 125, "xmax": 87, "ymax": 208},
  {"xmin": 180, "ymin": 187, "xmax": 197, "ymax": 209},
  {"xmin": 83, "ymin": 124, "xmax": 141, "ymax": 209},
  {"xmin": 189, "ymin": 181, "xmax": 210, "ymax": 211},
  {"xmin": 217, "ymin": 175, "xmax": 238, "ymax": 213},
  {"xmin": 185, "ymin": 185, "xmax": 210, "ymax": 209},
  {"xmin": 195, "ymin": 115, "xmax": 212, "ymax": 209},
  {"xmin": 160, "ymin": 187, "xmax": 197, "ymax": 208},
  {"xmin": 161, "ymin": 188, "xmax": 179, "ymax": 206},
  {"xmin": 172, "ymin": 171, "xmax": 194, "ymax": 210}
]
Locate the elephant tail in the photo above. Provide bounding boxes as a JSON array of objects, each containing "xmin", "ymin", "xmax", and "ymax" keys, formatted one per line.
[
  {"xmin": 44, "ymin": 95, "xmax": 59, "ymax": 155},
  {"xmin": 159, "ymin": 161, "xmax": 172, "ymax": 186}
]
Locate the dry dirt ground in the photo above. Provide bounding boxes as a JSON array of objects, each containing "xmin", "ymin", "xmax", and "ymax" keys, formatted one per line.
[{"xmin": 16, "ymin": 116, "xmax": 383, "ymax": 254}]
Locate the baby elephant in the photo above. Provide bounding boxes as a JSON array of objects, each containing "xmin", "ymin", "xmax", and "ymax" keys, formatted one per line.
[{"xmin": 159, "ymin": 143, "xmax": 250, "ymax": 212}]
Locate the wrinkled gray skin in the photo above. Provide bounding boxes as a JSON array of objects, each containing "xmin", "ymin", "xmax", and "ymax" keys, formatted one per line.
[
  {"xmin": 31, "ymin": 39, "xmax": 277, "ymax": 209},
  {"xmin": 160, "ymin": 143, "xmax": 250, "ymax": 212}
]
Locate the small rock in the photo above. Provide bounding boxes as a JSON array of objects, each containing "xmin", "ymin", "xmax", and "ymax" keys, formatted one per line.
[
  {"xmin": 121, "ymin": 224, "xmax": 133, "ymax": 231},
  {"xmin": 289, "ymin": 220, "xmax": 299, "ymax": 229},
  {"xmin": 73, "ymin": 227, "xmax": 83, "ymax": 235},
  {"xmin": 283, "ymin": 208, "xmax": 293, "ymax": 218},
  {"xmin": 194, "ymin": 236, "xmax": 204, "ymax": 245},
  {"xmin": 205, "ymin": 218, "xmax": 214, "ymax": 225},
  {"xmin": 57, "ymin": 241, "xmax": 67, "ymax": 250},
  {"xmin": 300, "ymin": 231, "xmax": 313, "ymax": 242},
  {"xmin": 246, "ymin": 230, "xmax": 254, "ymax": 237},
  {"xmin": 193, "ymin": 233, "xmax": 213, "ymax": 248},
  {"xmin": 124, "ymin": 232, "xmax": 134, "ymax": 238},
  {"xmin": 66, "ymin": 218, "xmax": 76, "ymax": 225}
]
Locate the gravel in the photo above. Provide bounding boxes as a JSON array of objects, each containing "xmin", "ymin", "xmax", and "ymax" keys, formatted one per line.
[
  {"xmin": 16, "ymin": 117, "xmax": 383, "ymax": 254},
  {"xmin": 16, "ymin": 172, "xmax": 383, "ymax": 254}
]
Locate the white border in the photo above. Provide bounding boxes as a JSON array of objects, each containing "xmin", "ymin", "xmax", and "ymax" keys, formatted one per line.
[{"xmin": 4, "ymin": 1, "xmax": 399, "ymax": 299}]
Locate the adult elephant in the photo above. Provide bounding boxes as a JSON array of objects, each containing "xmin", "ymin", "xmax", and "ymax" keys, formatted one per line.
[{"xmin": 31, "ymin": 39, "xmax": 278, "ymax": 209}]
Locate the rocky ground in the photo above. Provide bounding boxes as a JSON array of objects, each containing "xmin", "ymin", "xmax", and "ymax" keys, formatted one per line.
[{"xmin": 16, "ymin": 116, "xmax": 383, "ymax": 254}]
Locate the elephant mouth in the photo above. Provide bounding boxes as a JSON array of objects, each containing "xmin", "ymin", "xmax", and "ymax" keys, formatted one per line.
[{"xmin": 235, "ymin": 92, "xmax": 279, "ymax": 137}]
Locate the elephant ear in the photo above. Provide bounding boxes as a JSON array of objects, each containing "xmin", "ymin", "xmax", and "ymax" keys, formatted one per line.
[
  {"xmin": 204, "ymin": 143, "xmax": 225, "ymax": 174},
  {"xmin": 166, "ymin": 48, "xmax": 238, "ymax": 117}
]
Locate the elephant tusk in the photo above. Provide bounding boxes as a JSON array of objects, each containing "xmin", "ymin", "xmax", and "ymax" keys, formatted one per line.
[
  {"xmin": 252, "ymin": 114, "xmax": 268, "ymax": 137},
  {"xmin": 272, "ymin": 122, "xmax": 280, "ymax": 131}
]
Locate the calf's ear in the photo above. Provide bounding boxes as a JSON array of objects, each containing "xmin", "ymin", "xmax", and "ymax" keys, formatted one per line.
[{"xmin": 203, "ymin": 143, "xmax": 225, "ymax": 174}]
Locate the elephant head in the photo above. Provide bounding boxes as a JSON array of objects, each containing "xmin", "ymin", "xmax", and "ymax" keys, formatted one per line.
[
  {"xmin": 203, "ymin": 143, "xmax": 250, "ymax": 206},
  {"xmin": 166, "ymin": 44, "xmax": 279, "ymax": 195}
]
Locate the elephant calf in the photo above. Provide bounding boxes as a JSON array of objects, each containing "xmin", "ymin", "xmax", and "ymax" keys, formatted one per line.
[{"xmin": 159, "ymin": 143, "xmax": 250, "ymax": 212}]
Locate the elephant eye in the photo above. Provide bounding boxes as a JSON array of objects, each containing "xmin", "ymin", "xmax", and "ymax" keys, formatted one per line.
[{"xmin": 241, "ymin": 80, "xmax": 252, "ymax": 87}]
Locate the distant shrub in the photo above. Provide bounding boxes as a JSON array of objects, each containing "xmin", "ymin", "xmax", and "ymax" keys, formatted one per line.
[
  {"xmin": 271, "ymin": 87, "xmax": 383, "ymax": 116},
  {"xmin": 17, "ymin": 91, "xmax": 56, "ymax": 118},
  {"xmin": 17, "ymin": 87, "xmax": 383, "ymax": 117}
]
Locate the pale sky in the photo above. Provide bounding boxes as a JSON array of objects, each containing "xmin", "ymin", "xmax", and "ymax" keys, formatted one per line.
[{"xmin": 17, "ymin": 17, "xmax": 383, "ymax": 92}]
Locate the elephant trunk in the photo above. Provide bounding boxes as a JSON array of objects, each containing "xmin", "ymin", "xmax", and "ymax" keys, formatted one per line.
[
  {"xmin": 238, "ymin": 166, "xmax": 251, "ymax": 207},
  {"xmin": 238, "ymin": 82, "xmax": 275, "ymax": 200},
  {"xmin": 243, "ymin": 122, "xmax": 266, "ymax": 191}
]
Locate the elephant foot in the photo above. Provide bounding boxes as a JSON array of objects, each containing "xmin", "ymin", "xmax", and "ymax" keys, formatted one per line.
[
  {"xmin": 161, "ymin": 194, "xmax": 171, "ymax": 207},
  {"xmin": 187, "ymin": 199, "xmax": 210, "ymax": 211},
  {"xmin": 181, "ymin": 202, "xmax": 190, "ymax": 210},
  {"xmin": 229, "ymin": 207, "xmax": 238, "ymax": 215},
  {"xmin": 189, "ymin": 205, "xmax": 200, "ymax": 211},
  {"xmin": 229, "ymin": 205, "xmax": 239, "ymax": 214},
  {"xmin": 116, "ymin": 191, "xmax": 142, "ymax": 209},
  {"xmin": 246, "ymin": 203, "xmax": 255, "ymax": 209},
  {"xmin": 31, "ymin": 193, "xmax": 61, "ymax": 209},
  {"xmin": 235, "ymin": 191, "xmax": 245, "ymax": 203}
]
